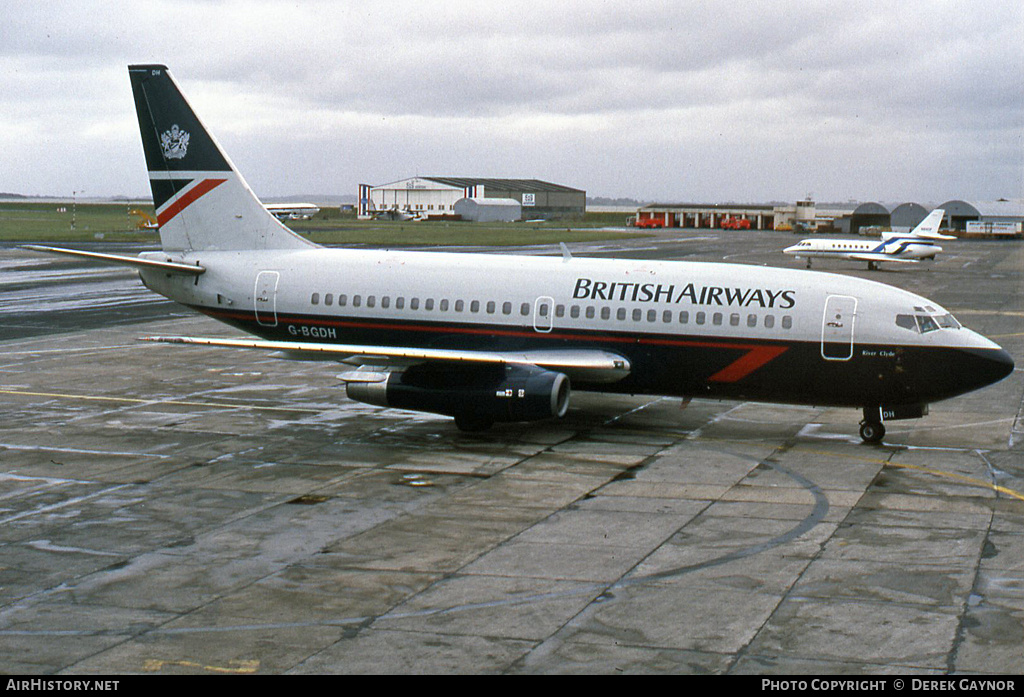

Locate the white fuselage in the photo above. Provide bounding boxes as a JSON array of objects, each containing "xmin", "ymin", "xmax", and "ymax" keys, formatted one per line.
[
  {"xmin": 137, "ymin": 246, "xmax": 1005, "ymax": 409},
  {"xmin": 139, "ymin": 247, "xmax": 978, "ymax": 346}
]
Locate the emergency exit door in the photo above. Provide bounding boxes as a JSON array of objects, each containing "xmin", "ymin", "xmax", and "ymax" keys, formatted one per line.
[{"xmin": 254, "ymin": 271, "xmax": 279, "ymax": 327}]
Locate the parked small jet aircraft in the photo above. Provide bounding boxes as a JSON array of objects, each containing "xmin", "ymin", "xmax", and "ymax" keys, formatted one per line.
[
  {"xmin": 24, "ymin": 66, "xmax": 1014, "ymax": 443},
  {"xmin": 265, "ymin": 203, "xmax": 320, "ymax": 220},
  {"xmin": 783, "ymin": 209, "xmax": 954, "ymax": 270}
]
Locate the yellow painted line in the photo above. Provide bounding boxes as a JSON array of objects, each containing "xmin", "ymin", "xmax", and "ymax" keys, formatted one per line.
[
  {"xmin": 885, "ymin": 461, "xmax": 1024, "ymax": 503},
  {"xmin": 952, "ymin": 309, "xmax": 1024, "ymax": 317},
  {"xmin": 797, "ymin": 447, "xmax": 1024, "ymax": 503},
  {"xmin": 611, "ymin": 427, "xmax": 1024, "ymax": 503},
  {"xmin": 143, "ymin": 658, "xmax": 259, "ymax": 674},
  {"xmin": 0, "ymin": 388, "xmax": 320, "ymax": 414}
]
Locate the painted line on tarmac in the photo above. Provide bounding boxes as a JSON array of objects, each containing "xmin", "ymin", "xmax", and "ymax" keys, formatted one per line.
[
  {"xmin": 0, "ymin": 388, "xmax": 321, "ymax": 414},
  {"xmin": 797, "ymin": 446, "xmax": 1024, "ymax": 504},
  {"xmin": 0, "ymin": 442, "xmax": 171, "ymax": 459}
]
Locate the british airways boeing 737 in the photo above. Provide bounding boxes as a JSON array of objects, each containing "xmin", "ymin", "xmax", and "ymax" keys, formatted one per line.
[
  {"xmin": 24, "ymin": 65, "xmax": 1014, "ymax": 444},
  {"xmin": 783, "ymin": 209, "xmax": 955, "ymax": 270}
]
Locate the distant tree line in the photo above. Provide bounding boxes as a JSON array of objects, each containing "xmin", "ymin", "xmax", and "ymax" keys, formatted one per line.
[{"xmin": 586, "ymin": 196, "xmax": 650, "ymax": 207}]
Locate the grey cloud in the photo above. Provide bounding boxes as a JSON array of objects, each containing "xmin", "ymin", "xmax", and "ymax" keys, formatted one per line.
[{"xmin": 1, "ymin": 0, "xmax": 1021, "ymax": 201}]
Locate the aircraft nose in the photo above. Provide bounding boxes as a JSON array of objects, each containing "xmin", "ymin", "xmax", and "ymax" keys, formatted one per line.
[
  {"xmin": 962, "ymin": 346, "xmax": 1015, "ymax": 390},
  {"xmin": 988, "ymin": 347, "xmax": 1014, "ymax": 381}
]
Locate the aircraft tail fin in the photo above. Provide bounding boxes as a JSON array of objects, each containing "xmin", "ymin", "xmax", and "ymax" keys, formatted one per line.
[
  {"xmin": 128, "ymin": 65, "xmax": 313, "ymax": 253},
  {"xmin": 910, "ymin": 209, "xmax": 954, "ymax": 240}
]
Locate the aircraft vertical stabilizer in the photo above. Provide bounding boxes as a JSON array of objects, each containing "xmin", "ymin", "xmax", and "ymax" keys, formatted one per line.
[
  {"xmin": 908, "ymin": 209, "xmax": 954, "ymax": 240},
  {"xmin": 128, "ymin": 64, "xmax": 313, "ymax": 253}
]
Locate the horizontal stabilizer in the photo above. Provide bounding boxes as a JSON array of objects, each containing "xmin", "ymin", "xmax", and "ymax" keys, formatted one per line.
[
  {"xmin": 22, "ymin": 245, "xmax": 205, "ymax": 275},
  {"xmin": 141, "ymin": 336, "xmax": 631, "ymax": 383}
]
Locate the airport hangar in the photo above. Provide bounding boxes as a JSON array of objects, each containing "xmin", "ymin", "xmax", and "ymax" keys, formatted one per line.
[
  {"xmin": 635, "ymin": 199, "xmax": 1024, "ymax": 235},
  {"xmin": 358, "ymin": 177, "xmax": 586, "ymax": 221}
]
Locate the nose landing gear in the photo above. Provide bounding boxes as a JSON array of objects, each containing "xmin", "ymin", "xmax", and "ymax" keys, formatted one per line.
[
  {"xmin": 859, "ymin": 403, "xmax": 928, "ymax": 444},
  {"xmin": 859, "ymin": 419, "xmax": 885, "ymax": 444}
]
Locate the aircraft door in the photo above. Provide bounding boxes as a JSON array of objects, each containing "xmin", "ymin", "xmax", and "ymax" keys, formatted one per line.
[
  {"xmin": 821, "ymin": 294, "xmax": 857, "ymax": 360},
  {"xmin": 254, "ymin": 271, "xmax": 280, "ymax": 327},
  {"xmin": 533, "ymin": 296, "xmax": 554, "ymax": 333}
]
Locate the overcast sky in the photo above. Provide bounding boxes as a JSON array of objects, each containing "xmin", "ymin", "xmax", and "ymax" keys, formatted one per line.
[{"xmin": 2, "ymin": 0, "xmax": 1021, "ymax": 203}]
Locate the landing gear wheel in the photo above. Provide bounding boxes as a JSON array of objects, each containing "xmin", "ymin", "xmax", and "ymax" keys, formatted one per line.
[
  {"xmin": 859, "ymin": 420, "xmax": 885, "ymax": 444},
  {"xmin": 454, "ymin": 413, "xmax": 494, "ymax": 432}
]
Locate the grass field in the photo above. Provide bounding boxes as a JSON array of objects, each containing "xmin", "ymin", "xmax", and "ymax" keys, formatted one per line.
[
  {"xmin": 0, "ymin": 202, "xmax": 161, "ymax": 243},
  {"xmin": 0, "ymin": 202, "xmax": 647, "ymax": 246}
]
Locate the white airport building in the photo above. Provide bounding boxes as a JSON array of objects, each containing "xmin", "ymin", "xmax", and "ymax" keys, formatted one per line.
[{"xmin": 358, "ymin": 177, "xmax": 585, "ymax": 221}]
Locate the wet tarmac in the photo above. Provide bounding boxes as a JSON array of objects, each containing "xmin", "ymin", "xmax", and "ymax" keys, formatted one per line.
[{"xmin": 0, "ymin": 231, "xmax": 1022, "ymax": 674}]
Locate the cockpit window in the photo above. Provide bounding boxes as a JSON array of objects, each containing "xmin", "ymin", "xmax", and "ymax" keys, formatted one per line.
[
  {"xmin": 896, "ymin": 314, "xmax": 917, "ymax": 332},
  {"xmin": 896, "ymin": 312, "xmax": 960, "ymax": 333},
  {"xmin": 916, "ymin": 315, "xmax": 939, "ymax": 334}
]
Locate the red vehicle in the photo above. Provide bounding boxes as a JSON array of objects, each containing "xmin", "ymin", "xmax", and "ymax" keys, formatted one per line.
[
  {"xmin": 721, "ymin": 216, "xmax": 751, "ymax": 230},
  {"xmin": 634, "ymin": 216, "xmax": 665, "ymax": 228}
]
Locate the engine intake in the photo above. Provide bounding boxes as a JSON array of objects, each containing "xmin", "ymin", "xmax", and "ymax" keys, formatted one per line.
[{"xmin": 346, "ymin": 363, "xmax": 570, "ymax": 426}]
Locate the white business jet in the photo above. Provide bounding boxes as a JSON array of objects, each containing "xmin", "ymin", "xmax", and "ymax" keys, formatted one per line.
[{"xmin": 784, "ymin": 209, "xmax": 954, "ymax": 270}]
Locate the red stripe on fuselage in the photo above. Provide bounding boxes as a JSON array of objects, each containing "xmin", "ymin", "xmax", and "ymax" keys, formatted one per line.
[
  {"xmin": 194, "ymin": 306, "xmax": 790, "ymax": 384},
  {"xmin": 707, "ymin": 344, "xmax": 790, "ymax": 382},
  {"xmin": 156, "ymin": 178, "xmax": 227, "ymax": 226}
]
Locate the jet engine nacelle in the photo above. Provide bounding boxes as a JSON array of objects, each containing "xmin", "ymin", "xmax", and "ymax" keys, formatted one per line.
[{"xmin": 346, "ymin": 364, "xmax": 570, "ymax": 429}]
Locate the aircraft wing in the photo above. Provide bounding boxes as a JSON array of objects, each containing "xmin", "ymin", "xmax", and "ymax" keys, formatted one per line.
[
  {"xmin": 848, "ymin": 253, "xmax": 918, "ymax": 264},
  {"xmin": 142, "ymin": 335, "xmax": 631, "ymax": 384}
]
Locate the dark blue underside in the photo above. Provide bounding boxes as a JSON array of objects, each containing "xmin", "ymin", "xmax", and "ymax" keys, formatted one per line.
[{"xmin": 190, "ymin": 304, "xmax": 1012, "ymax": 410}]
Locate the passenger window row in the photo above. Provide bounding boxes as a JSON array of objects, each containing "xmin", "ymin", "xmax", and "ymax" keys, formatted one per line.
[
  {"xmin": 309, "ymin": 293, "xmax": 793, "ymax": 330},
  {"xmin": 311, "ymin": 293, "xmax": 529, "ymax": 316}
]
